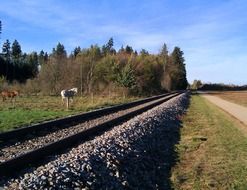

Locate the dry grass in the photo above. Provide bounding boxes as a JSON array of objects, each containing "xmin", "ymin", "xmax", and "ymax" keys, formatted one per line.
[
  {"xmin": 171, "ymin": 95, "xmax": 247, "ymax": 189},
  {"xmin": 213, "ymin": 91, "xmax": 247, "ymax": 107}
]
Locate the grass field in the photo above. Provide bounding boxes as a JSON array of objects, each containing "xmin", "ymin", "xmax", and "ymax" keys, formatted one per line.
[
  {"xmin": 171, "ymin": 95, "xmax": 247, "ymax": 189},
  {"xmin": 0, "ymin": 95, "xmax": 138, "ymax": 132},
  {"xmin": 213, "ymin": 91, "xmax": 247, "ymax": 107}
]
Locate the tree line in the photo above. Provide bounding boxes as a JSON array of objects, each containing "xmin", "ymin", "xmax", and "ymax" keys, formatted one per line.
[
  {"xmin": 0, "ymin": 39, "xmax": 40, "ymax": 82},
  {"xmin": 198, "ymin": 83, "xmax": 247, "ymax": 91},
  {"xmin": 0, "ymin": 37, "xmax": 187, "ymax": 95}
]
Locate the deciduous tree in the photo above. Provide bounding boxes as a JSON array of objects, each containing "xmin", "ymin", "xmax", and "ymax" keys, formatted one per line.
[
  {"xmin": 191, "ymin": 80, "xmax": 202, "ymax": 90},
  {"xmin": 116, "ymin": 63, "xmax": 136, "ymax": 93}
]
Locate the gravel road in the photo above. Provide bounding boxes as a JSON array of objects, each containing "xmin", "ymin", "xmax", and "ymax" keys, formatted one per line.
[
  {"xmin": 2, "ymin": 93, "xmax": 189, "ymax": 190},
  {"xmin": 202, "ymin": 95, "xmax": 247, "ymax": 125}
]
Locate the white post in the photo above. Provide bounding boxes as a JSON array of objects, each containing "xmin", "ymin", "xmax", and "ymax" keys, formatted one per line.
[{"xmin": 66, "ymin": 97, "xmax": 69, "ymax": 109}]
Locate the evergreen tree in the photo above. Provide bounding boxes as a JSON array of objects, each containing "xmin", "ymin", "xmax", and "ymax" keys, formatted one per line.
[
  {"xmin": 170, "ymin": 47, "xmax": 187, "ymax": 90},
  {"xmin": 39, "ymin": 50, "xmax": 48, "ymax": 64},
  {"xmin": 140, "ymin": 49, "xmax": 149, "ymax": 56},
  {"xmin": 39, "ymin": 50, "xmax": 44, "ymax": 57},
  {"xmin": 160, "ymin": 43, "xmax": 168, "ymax": 57},
  {"xmin": 1, "ymin": 40, "xmax": 10, "ymax": 79},
  {"xmin": 106, "ymin": 37, "xmax": 114, "ymax": 53},
  {"xmin": 125, "ymin": 45, "xmax": 133, "ymax": 54},
  {"xmin": 27, "ymin": 52, "xmax": 39, "ymax": 77},
  {"xmin": 52, "ymin": 42, "xmax": 67, "ymax": 59},
  {"xmin": 38, "ymin": 50, "xmax": 45, "ymax": 65},
  {"xmin": 10, "ymin": 40, "xmax": 22, "ymax": 81},
  {"xmin": 73, "ymin": 46, "xmax": 81, "ymax": 57},
  {"xmin": 44, "ymin": 52, "xmax": 48, "ymax": 62},
  {"xmin": 2, "ymin": 39, "xmax": 11, "ymax": 62},
  {"xmin": 0, "ymin": 53, "xmax": 7, "ymax": 78},
  {"xmin": 102, "ymin": 37, "xmax": 115, "ymax": 55},
  {"xmin": 12, "ymin": 39, "xmax": 22, "ymax": 60},
  {"xmin": 171, "ymin": 47, "xmax": 184, "ymax": 66},
  {"xmin": 107, "ymin": 38, "xmax": 113, "ymax": 49},
  {"xmin": 162, "ymin": 46, "xmax": 187, "ymax": 91}
]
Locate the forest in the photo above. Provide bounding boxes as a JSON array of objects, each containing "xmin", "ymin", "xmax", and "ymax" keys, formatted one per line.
[{"xmin": 0, "ymin": 20, "xmax": 187, "ymax": 97}]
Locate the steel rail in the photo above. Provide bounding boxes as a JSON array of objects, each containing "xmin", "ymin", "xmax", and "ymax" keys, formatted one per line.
[
  {"xmin": 0, "ymin": 92, "xmax": 183, "ymax": 176},
  {"xmin": 0, "ymin": 92, "xmax": 176, "ymax": 142}
]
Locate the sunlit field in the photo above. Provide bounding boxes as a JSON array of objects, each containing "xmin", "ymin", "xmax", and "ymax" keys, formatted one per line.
[
  {"xmin": 0, "ymin": 95, "xmax": 138, "ymax": 132},
  {"xmin": 213, "ymin": 91, "xmax": 247, "ymax": 107}
]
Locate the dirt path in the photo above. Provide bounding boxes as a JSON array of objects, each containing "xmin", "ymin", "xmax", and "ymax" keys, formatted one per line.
[{"xmin": 202, "ymin": 94, "xmax": 247, "ymax": 126}]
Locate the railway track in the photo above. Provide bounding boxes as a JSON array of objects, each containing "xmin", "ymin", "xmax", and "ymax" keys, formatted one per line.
[{"xmin": 0, "ymin": 92, "xmax": 182, "ymax": 176}]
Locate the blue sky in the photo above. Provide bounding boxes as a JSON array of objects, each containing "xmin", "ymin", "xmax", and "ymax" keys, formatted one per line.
[{"xmin": 0, "ymin": 0, "xmax": 246, "ymax": 85}]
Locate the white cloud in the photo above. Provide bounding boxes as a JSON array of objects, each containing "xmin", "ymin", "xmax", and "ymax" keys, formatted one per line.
[{"xmin": 1, "ymin": 0, "xmax": 247, "ymax": 84}]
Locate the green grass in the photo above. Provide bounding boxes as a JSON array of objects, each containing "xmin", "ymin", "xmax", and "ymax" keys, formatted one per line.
[
  {"xmin": 0, "ymin": 95, "xmax": 138, "ymax": 132},
  {"xmin": 171, "ymin": 95, "xmax": 247, "ymax": 190},
  {"xmin": 0, "ymin": 108, "xmax": 68, "ymax": 131}
]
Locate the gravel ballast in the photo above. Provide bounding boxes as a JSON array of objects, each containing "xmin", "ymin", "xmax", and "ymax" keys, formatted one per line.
[
  {"xmin": 0, "ymin": 95, "xmax": 174, "ymax": 163},
  {"xmin": 2, "ymin": 93, "xmax": 189, "ymax": 190}
]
